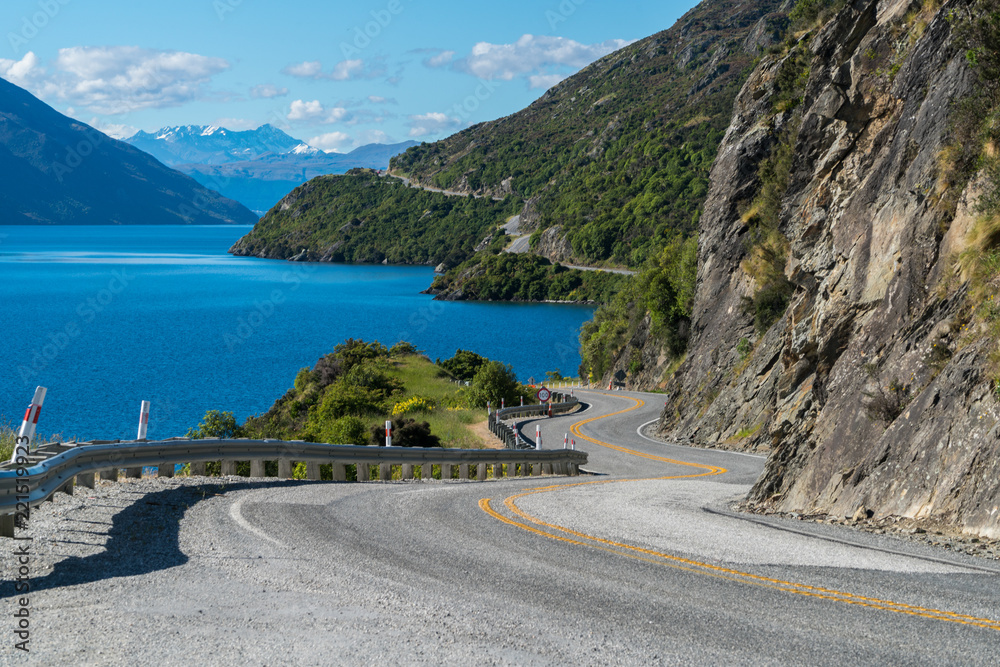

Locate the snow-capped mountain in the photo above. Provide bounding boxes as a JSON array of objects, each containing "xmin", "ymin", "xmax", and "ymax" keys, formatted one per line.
[
  {"xmin": 125, "ymin": 123, "xmax": 416, "ymax": 214},
  {"xmin": 126, "ymin": 123, "xmax": 314, "ymax": 166}
]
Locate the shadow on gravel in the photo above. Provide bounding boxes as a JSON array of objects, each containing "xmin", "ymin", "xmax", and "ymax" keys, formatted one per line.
[{"xmin": 2, "ymin": 479, "xmax": 313, "ymax": 598}]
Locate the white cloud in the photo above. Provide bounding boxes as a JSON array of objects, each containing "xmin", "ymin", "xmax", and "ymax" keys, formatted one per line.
[
  {"xmin": 424, "ymin": 50, "xmax": 455, "ymax": 68},
  {"xmin": 330, "ymin": 59, "xmax": 364, "ymax": 80},
  {"xmin": 307, "ymin": 131, "xmax": 353, "ymax": 153},
  {"xmin": 528, "ymin": 73, "xmax": 568, "ymax": 90},
  {"xmin": 287, "ymin": 99, "xmax": 349, "ymax": 123},
  {"xmin": 250, "ymin": 84, "xmax": 288, "ymax": 99},
  {"xmin": 356, "ymin": 129, "xmax": 391, "ymax": 145},
  {"xmin": 11, "ymin": 47, "xmax": 230, "ymax": 114},
  {"xmin": 450, "ymin": 34, "xmax": 632, "ymax": 82},
  {"xmin": 88, "ymin": 118, "xmax": 138, "ymax": 139},
  {"xmin": 407, "ymin": 112, "xmax": 462, "ymax": 138},
  {"xmin": 367, "ymin": 95, "xmax": 396, "ymax": 104},
  {"xmin": 282, "ymin": 60, "xmax": 324, "ymax": 78},
  {"xmin": 213, "ymin": 117, "xmax": 257, "ymax": 130},
  {"xmin": 0, "ymin": 51, "xmax": 44, "ymax": 85},
  {"xmin": 282, "ymin": 58, "xmax": 382, "ymax": 81}
]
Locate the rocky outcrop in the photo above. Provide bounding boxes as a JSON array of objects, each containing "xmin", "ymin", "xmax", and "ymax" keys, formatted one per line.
[{"xmin": 656, "ymin": 0, "xmax": 1000, "ymax": 537}]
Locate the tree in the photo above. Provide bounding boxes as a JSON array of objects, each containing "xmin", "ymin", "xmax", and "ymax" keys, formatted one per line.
[
  {"xmin": 439, "ymin": 349, "xmax": 488, "ymax": 381},
  {"xmin": 186, "ymin": 410, "xmax": 240, "ymax": 439},
  {"xmin": 468, "ymin": 360, "xmax": 521, "ymax": 408}
]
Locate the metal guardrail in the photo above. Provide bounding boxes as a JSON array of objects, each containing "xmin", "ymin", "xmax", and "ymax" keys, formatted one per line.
[
  {"xmin": 1, "ymin": 437, "xmax": 588, "ymax": 534},
  {"xmin": 489, "ymin": 394, "xmax": 580, "ymax": 449}
]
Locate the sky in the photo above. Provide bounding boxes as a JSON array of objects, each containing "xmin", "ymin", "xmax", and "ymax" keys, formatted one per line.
[{"xmin": 0, "ymin": 0, "xmax": 700, "ymax": 152}]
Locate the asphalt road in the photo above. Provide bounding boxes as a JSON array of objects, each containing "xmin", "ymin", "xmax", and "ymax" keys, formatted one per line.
[{"xmin": 8, "ymin": 390, "xmax": 1000, "ymax": 665}]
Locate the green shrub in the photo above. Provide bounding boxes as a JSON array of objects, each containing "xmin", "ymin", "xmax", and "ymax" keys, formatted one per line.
[{"xmin": 371, "ymin": 418, "xmax": 440, "ymax": 447}]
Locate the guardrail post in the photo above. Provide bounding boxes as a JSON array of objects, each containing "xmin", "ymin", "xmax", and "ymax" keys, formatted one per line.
[
  {"xmin": 441, "ymin": 463, "xmax": 453, "ymax": 480},
  {"xmin": 100, "ymin": 468, "xmax": 119, "ymax": 482},
  {"xmin": 402, "ymin": 463, "xmax": 414, "ymax": 480},
  {"xmin": 542, "ymin": 463, "xmax": 553, "ymax": 475},
  {"xmin": 459, "ymin": 463, "xmax": 469, "ymax": 480},
  {"xmin": 477, "ymin": 463, "xmax": 486, "ymax": 481},
  {"xmin": 278, "ymin": 458, "xmax": 292, "ymax": 478},
  {"xmin": 531, "ymin": 462, "xmax": 541, "ymax": 477},
  {"xmin": 379, "ymin": 463, "xmax": 391, "ymax": 481},
  {"xmin": 58, "ymin": 477, "xmax": 74, "ymax": 495},
  {"xmin": 307, "ymin": 462, "xmax": 321, "ymax": 480},
  {"xmin": 357, "ymin": 462, "xmax": 370, "ymax": 482},
  {"xmin": 520, "ymin": 461, "xmax": 530, "ymax": 477},
  {"xmin": 421, "ymin": 463, "xmax": 433, "ymax": 480},
  {"xmin": 189, "ymin": 462, "xmax": 206, "ymax": 476},
  {"xmin": 221, "ymin": 460, "xmax": 236, "ymax": 476},
  {"xmin": 332, "ymin": 463, "xmax": 347, "ymax": 481},
  {"xmin": 159, "ymin": 463, "xmax": 175, "ymax": 478},
  {"xmin": 250, "ymin": 460, "xmax": 265, "ymax": 477},
  {"xmin": 77, "ymin": 472, "xmax": 96, "ymax": 489},
  {"xmin": 569, "ymin": 463, "xmax": 580, "ymax": 476}
]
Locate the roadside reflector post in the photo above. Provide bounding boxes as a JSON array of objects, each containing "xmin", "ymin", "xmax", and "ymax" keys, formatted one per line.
[
  {"xmin": 127, "ymin": 400, "xmax": 150, "ymax": 478},
  {"xmin": 10, "ymin": 386, "xmax": 46, "ymax": 464},
  {"xmin": 501, "ymin": 397, "xmax": 505, "ymax": 410},
  {"xmin": 385, "ymin": 420, "xmax": 392, "ymax": 447},
  {"xmin": 563, "ymin": 433, "xmax": 568, "ymax": 449},
  {"xmin": 548, "ymin": 402, "xmax": 553, "ymax": 417},
  {"xmin": 137, "ymin": 400, "xmax": 150, "ymax": 440},
  {"xmin": 535, "ymin": 425, "xmax": 542, "ymax": 450},
  {"xmin": 571, "ymin": 439, "xmax": 576, "ymax": 450},
  {"xmin": 520, "ymin": 396, "xmax": 524, "ymax": 407}
]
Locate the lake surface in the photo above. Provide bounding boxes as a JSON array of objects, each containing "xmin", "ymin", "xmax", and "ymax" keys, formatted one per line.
[{"xmin": 0, "ymin": 226, "xmax": 594, "ymax": 441}]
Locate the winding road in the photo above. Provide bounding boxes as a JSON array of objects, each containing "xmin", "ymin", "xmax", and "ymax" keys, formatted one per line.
[{"xmin": 11, "ymin": 390, "xmax": 1000, "ymax": 664}]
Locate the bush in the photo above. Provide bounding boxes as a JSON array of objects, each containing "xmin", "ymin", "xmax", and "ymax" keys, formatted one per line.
[
  {"xmin": 389, "ymin": 341, "xmax": 420, "ymax": 356},
  {"xmin": 372, "ymin": 418, "xmax": 440, "ymax": 447},
  {"xmin": 318, "ymin": 415, "xmax": 370, "ymax": 445},
  {"xmin": 391, "ymin": 395, "xmax": 436, "ymax": 416}
]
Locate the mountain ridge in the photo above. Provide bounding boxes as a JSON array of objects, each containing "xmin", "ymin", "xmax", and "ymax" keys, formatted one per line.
[{"xmin": 0, "ymin": 77, "xmax": 256, "ymax": 225}]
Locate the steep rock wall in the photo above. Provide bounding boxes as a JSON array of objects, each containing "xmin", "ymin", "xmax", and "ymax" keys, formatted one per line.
[{"xmin": 657, "ymin": 0, "xmax": 1000, "ymax": 537}]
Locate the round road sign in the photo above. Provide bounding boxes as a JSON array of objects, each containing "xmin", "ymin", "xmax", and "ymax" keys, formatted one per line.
[{"xmin": 536, "ymin": 387, "xmax": 551, "ymax": 402}]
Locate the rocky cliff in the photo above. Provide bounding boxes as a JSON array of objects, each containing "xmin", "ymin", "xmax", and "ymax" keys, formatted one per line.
[{"xmin": 652, "ymin": 0, "xmax": 1000, "ymax": 537}]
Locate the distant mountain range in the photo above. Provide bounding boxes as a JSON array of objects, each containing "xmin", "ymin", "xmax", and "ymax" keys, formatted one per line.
[
  {"xmin": 0, "ymin": 77, "xmax": 256, "ymax": 225},
  {"xmin": 125, "ymin": 125, "xmax": 417, "ymax": 214}
]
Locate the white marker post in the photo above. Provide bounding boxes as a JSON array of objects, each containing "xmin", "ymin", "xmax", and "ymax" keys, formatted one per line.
[
  {"xmin": 520, "ymin": 396, "xmax": 524, "ymax": 407},
  {"xmin": 571, "ymin": 439, "xmax": 576, "ymax": 450},
  {"xmin": 137, "ymin": 400, "xmax": 150, "ymax": 440},
  {"xmin": 535, "ymin": 425, "xmax": 542, "ymax": 450},
  {"xmin": 9, "ymin": 387, "xmax": 46, "ymax": 464},
  {"xmin": 563, "ymin": 433, "xmax": 568, "ymax": 449},
  {"xmin": 501, "ymin": 397, "xmax": 505, "ymax": 410},
  {"xmin": 385, "ymin": 420, "xmax": 392, "ymax": 447}
]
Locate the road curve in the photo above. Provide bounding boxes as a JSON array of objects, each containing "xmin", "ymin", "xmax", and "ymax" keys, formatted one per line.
[{"xmin": 9, "ymin": 390, "xmax": 1000, "ymax": 665}]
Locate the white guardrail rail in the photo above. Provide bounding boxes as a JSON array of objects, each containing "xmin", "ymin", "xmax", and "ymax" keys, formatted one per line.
[
  {"xmin": 490, "ymin": 393, "xmax": 581, "ymax": 449},
  {"xmin": 1, "ymin": 437, "xmax": 588, "ymax": 537}
]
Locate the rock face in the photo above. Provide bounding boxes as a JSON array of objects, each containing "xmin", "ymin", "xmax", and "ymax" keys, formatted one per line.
[{"xmin": 656, "ymin": 0, "xmax": 1000, "ymax": 537}]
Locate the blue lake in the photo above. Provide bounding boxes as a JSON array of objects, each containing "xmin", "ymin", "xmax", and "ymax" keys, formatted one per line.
[{"xmin": 0, "ymin": 226, "xmax": 594, "ymax": 440}]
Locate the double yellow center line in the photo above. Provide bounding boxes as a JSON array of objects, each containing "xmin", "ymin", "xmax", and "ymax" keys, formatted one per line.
[{"xmin": 479, "ymin": 394, "xmax": 1000, "ymax": 632}]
